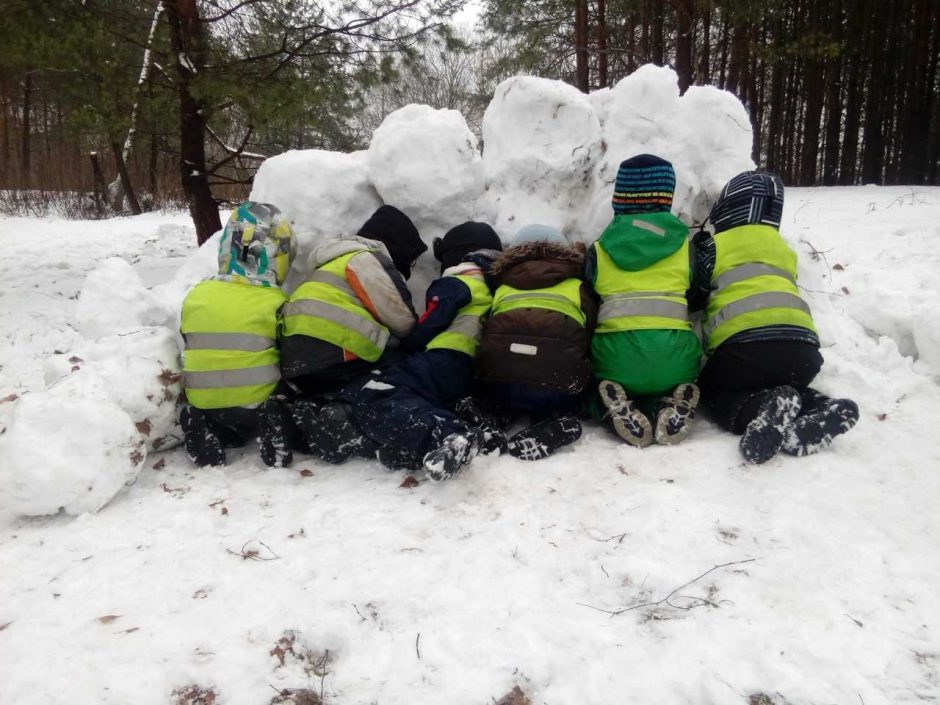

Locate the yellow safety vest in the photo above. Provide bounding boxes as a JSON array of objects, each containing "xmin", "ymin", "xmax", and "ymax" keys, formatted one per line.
[
  {"xmin": 592, "ymin": 239, "xmax": 692, "ymax": 333},
  {"xmin": 281, "ymin": 250, "xmax": 390, "ymax": 362},
  {"xmin": 425, "ymin": 274, "xmax": 493, "ymax": 356},
  {"xmin": 704, "ymin": 224, "xmax": 816, "ymax": 354},
  {"xmin": 491, "ymin": 277, "xmax": 586, "ymax": 326},
  {"xmin": 181, "ymin": 279, "xmax": 285, "ymax": 409}
]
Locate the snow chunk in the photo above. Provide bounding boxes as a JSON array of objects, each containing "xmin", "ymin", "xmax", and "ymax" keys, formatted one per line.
[
  {"xmin": 480, "ymin": 76, "xmax": 603, "ymax": 235},
  {"xmin": 44, "ymin": 327, "xmax": 183, "ymax": 451},
  {"xmin": 250, "ymin": 149, "xmax": 382, "ymax": 283},
  {"xmin": 584, "ymin": 64, "xmax": 755, "ymax": 234},
  {"xmin": 0, "ymin": 372, "xmax": 146, "ymax": 517},
  {"xmin": 368, "ymin": 104, "xmax": 484, "ymax": 230},
  {"xmin": 76, "ymin": 257, "xmax": 168, "ymax": 338}
]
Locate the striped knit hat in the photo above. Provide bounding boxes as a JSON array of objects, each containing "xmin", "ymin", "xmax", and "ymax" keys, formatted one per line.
[
  {"xmin": 710, "ymin": 171, "xmax": 785, "ymax": 233},
  {"xmin": 612, "ymin": 154, "xmax": 676, "ymax": 214}
]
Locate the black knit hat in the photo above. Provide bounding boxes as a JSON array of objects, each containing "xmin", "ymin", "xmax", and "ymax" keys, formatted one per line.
[
  {"xmin": 612, "ymin": 154, "xmax": 676, "ymax": 214},
  {"xmin": 433, "ymin": 221, "xmax": 503, "ymax": 273},
  {"xmin": 357, "ymin": 205, "xmax": 427, "ymax": 280}
]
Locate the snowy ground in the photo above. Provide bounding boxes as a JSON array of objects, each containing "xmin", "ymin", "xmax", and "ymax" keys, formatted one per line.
[{"xmin": 1, "ymin": 187, "xmax": 939, "ymax": 705}]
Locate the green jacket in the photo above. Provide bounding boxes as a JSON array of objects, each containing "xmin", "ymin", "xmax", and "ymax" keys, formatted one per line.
[{"xmin": 587, "ymin": 212, "xmax": 701, "ymax": 397}]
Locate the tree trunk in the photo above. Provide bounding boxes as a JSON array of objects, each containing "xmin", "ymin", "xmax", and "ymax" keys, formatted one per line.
[
  {"xmin": 111, "ymin": 140, "xmax": 142, "ymax": 214},
  {"xmin": 838, "ymin": 0, "xmax": 866, "ymax": 184},
  {"xmin": 822, "ymin": 0, "xmax": 843, "ymax": 185},
  {"xmin": 800, "ymin": 0, "xmax": 825, "ymax": 185},
  {"xmin": 651, "ymin": 0, "xmax": 664, "ymax": 65},
  {"xmin": 899, "ymin": 0, "xmax": 931, "ymax": 183},
  {"xmin": 676, "ymin": 0, "xmax": 693, "ymax": 93},
  {"xmin": 699, "ymin": 2, "xmax": 711, "ymax": 85},
  {"xmin": 21, "ymin": 70, "xmax": 31, "ymax": 185},
  {"xmin": 165, "ymin": 0, "xmax": 221, "ymax": 245},
  {"xmin": 90, "ymin": 151, "xmax": 108, "ymax": 217},
  {"xmin": 595, "ymin": 0, "xmax": 608, "ymax": 88},
  {"xmin": 574, "ymin": 0, "xmax": 590, "ymax": 91},
  {"xmin": 861, "ymin": 0, "xmax": 887, "ymax": 183}
]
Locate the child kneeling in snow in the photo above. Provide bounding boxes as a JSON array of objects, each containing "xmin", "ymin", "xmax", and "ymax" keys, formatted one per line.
[
  {"xmin": 351, "ymin": 221, "xmax": 506, "ymax": 480},
  {"xmin": 179, "ymin": 202, "xmax": 300, "ymax": 468},
  {"xmin": 474, "ymin": 225, "xmax": 596, "ymax": 461},
  {"xmin": 586, "ymin": 154, "xmax": 702, "ymax": 448},
  {"xmin": 691, "ymin": 171, "xmax": 859, "ymax": 463},
  {"xmin": 278, "ymin": 205, "xmax": 424, "ymax": 463}
]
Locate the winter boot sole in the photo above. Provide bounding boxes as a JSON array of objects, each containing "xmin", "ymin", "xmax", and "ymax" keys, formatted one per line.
[
  {"xmin": 506, "ymin": 415, "xmax": 583, "ymax": 461},
  {"xmin": 739, "ymin": 386, "xmax": 802, "ymax": 464},
  {"xmin": 781, "ymin": 398, "xmax": 860, "ymax": 456},
  {"xmin": 654, "ymin": 382, "xmax": 701, "ymax": 446},
  {"xmin": 598, "ymin": 380, "xmax": 653, "ymax": 448}
]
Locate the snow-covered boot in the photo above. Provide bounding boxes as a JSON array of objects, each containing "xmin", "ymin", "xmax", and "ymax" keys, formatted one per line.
[
  {"xmin": 598, "ymin": 380, "xmax": 653, "ymax": 448},
  {"xmin": 454, "ymin": 396, "xmax": 507, "ymax": 455},
  {"xmin": 258, "ymin": 399, "xmax": 292, "ymax": 468},
  {"xmin": 180, "ymin": 405, "xmax": 225, "ymax": 467},
  {"xmin": 293, "ymin": 400, "xmax": 366, "ymax": 464},
  {"xmin": 506, "ymin": 414, "xmax": 582, "ymax": 461},
  {"xmin": 654, "ymin": 382, "xmax": 700, "ymax": 446},
  {"xmin": 781, "ymin": 394, "xmax": 859, "ymax": 457},
  {"xmin": 377, "ymin": 445, "xmax": 424, "ymax": 471},
  {"xmin": 423, "ymin": 429, "xmax": 482, "ymax": 481},
  {"xmin": 739, "ymin": 386, "xmax": 802, "ymax": 464}
]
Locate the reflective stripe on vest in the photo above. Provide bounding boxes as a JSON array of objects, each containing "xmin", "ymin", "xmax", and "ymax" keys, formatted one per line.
[
  {"xmin": 592, "ymin": 239, "xmax": 692, "ymax": 332},
  {"xmin": 281, "ymin": 249, "xmax": 390, "ymax": 362},
  {"xmin": 185, "ymin": 332, "xmax": 275, "ymax": 352},
  {"xmin": 426, "ymin": 274, "xmax": 493, "ymax": 355},
  {"xmin": 181, "ymin": 279, "xmax": 285, "ymax": 409},
  {"xmin": 184, "ymin": 365, "xmax": 281, "ymax": 390},
  {"xmin": 704, "ymin": 223, "xmax": 816, "ymax": 353},
  {"xmin": 491, "ymin": 277, "xmax": 586, "ymax": 326}
]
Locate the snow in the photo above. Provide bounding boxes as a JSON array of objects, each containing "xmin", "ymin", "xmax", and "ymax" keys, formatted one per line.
[
  {"xmin": 1, "ymin": 185, "xmax": 938, "ymax": 703},
  {"xmin": 1, "ymin": 61, "xmax": 939, "ymax": 701}
]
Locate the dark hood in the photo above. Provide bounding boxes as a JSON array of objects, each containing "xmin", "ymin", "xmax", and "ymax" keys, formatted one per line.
[{"xmin": 491, "ymin": 240, "xmax": 585, "ymax": 289}]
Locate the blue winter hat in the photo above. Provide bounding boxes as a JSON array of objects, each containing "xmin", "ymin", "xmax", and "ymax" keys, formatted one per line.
[
  {"xmin": 710, "ymin": 171, "xmax": 785, "ymax": 233},
  {"xmin": 510, "ymin": 224, "xmax": 568, "ymax": 247},
  {"xmin": 612, "ymin": 154, "xmax": 676, "ymax": 214}
]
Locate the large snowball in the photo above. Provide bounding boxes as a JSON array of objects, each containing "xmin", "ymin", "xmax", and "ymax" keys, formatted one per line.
[
  {"xmin": 250, "ymin": 149, "xmax": 382, "ymax": 274},
  {"xmin": 44, "ymin": 327, "xmax": 183, "ymax": 452},
  {"xmin": 75, "ymin": 257, "xmax": 169, "ymax": 338},
  {"xmin": 480, "ymin": 77, "xmax": 603, "ymax": 237},
  {"xmin": 594, "ymin": 64, "xmax": 755, "ymax": 229},
  {"xmin": 0, "ymin": 372, "xmax": 146, "ymax": 517},
  {"xmin": 368, "ymin": 104, "xmax": 484, "ymax": 230}
]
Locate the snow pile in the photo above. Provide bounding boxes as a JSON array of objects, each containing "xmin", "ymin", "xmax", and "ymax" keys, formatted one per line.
[
  {"xmin": 251, "ymin": 64, "xmax": 752, "ymax": 271},
  {"xmin": 74, "ymin": 256, "xmax": 168, "ymax": 338},
  {"xmin": 0, "ymin": 372, "xmax": 146, "ymax": 516},
  {"xmin": 367, "ymin": 104, "xmax": 485, "ymax": 230},
  {"xmin": 479, "ymin": 76, "xmax": 603, "ymax": 235},
  {"xmin": 251, "ymin": 149, "xmax": 382, "ymax": 284},
  {"xmin": 43, "ymin": 327, "xmax": 184, "ymax": 452}
]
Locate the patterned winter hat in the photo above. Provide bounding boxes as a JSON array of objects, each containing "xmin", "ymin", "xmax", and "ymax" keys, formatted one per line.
[
  {"xmin": 709, "ymin": 171, "xmax": 785, "ymax": 233},
  {"xmin": 612, "ymin": 154, "xmax": 676, "ymax": 214},
  {"xmin": 433, "ymin": 221, "xmax": 503, "ymax": 272},
  {"xmin": 218, "ymin": 201, "xmax": 296, "ymax": 286},
  {"xmin": 357, "ymin": 205, "xmax": 426, "ymax": 280}
]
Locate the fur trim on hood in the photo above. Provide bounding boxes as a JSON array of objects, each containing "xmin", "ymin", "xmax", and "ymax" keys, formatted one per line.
[{"xmin": 491, "ymin": 240, "xmax": 585, "ymax": 282}]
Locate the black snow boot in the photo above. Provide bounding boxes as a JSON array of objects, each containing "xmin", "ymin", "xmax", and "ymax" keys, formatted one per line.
[
  {"xmin": 739, "ymin": 386, "xmax": 802, "ymax": 464},
  {"xmin": 423, "ymin": 428, "xmax": 482, "ymax": 481},
  {"xmin": 453, "ymin": 397, "xmax": 507, "ymax": 455},
  {"xmin": 654, "ymin": 382, "xmax": 700, "ymax": 446},
  {"xmin": 180, "ymin": 405, "xmax": 225, "ymax": 467},
  {"xmin": 598, "ymin": 380, "xmax": 653, "ymax": 448},
  {"xmin": 377, "ymin": 445, "xmax": 424, "ymax": 471},
  {"xmin": 506, "ymin": 414, "xmax": 582, "ymax": 461},
  {"xmin": 290, "ymin": 399, "xmax": 368, "ymax": 464},
  {"xmin": 258, "ymin": 399, "xmax": 293, "ymax": 468},
  {"xmin": 781, "ymin": 392, "xmax": 859, "ymax": 457}
]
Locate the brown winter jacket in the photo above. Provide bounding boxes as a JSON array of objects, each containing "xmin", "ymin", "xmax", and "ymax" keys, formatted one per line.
[{"xmin": 475, "ymin": 241, "xmax": 597, "ymax": 397}]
